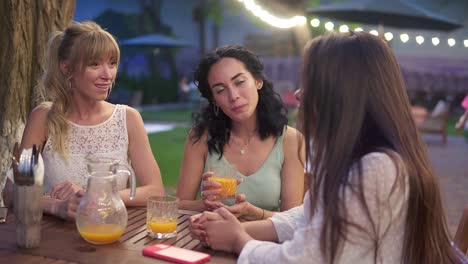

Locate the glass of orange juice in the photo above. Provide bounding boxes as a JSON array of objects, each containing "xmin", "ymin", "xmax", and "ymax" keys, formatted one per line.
[
  {"xmin": 146, "ymin": 195, "xmax": 179, "ymax": 239},
  {"xmin": 209, "ymin": 164, "xmax": 238, "ymax": 201}
]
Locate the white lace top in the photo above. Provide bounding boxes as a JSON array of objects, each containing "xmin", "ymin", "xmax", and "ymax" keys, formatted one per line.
[
  {"xmin": 238, "ymin": 152, "xmax": 409, "ymax": 264},
  {"xmin": 42, "ymin": 104, "xmax": 130, "ymax": 194}
]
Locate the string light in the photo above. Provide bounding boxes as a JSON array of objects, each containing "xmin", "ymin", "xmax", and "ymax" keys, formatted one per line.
[
  {"xmin": 238, "ymin": 0, "xmax": 306, "ymax": 29},
  {"xmin": 400, "ymin": 33, "xmax": 409, "ymax": 43},
  {"xmin": 415, "ymin": 36, "xmax": 424, "ymax": 45},
  {"xmin": 310, "ymin": 18, "xmax": 320, "ymax": 27},
  {"xmin": 448, "ymin": 38, "xmax": 456, "ymax": 46},
  {"xmin": 384, "ymin": 32, "xmax": 394, "ymax": 41},
  {"xmin": 325, "ymin": 22, "xmax": 334, "ymax": 31},
  {"xmin": 339, "ymin": 25, "xmax": 349, "ymax": 33},
  {"xmin": 236, "ymin": 0, "xmax": 466, "ymax": 47}
]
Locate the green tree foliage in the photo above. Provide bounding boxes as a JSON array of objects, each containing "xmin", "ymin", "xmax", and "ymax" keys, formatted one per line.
[{"xmin": 94, "ymin": 0, "xmax": 180, "ymax": 103}]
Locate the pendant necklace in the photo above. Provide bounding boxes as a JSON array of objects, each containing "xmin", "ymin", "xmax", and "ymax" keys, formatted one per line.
[{"xmin": 232, "ymin": 136, "xmax": 252, "ymax": 155}]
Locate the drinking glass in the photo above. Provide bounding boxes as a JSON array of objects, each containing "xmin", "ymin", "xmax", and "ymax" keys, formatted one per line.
[
  {"xmin": 146, "ymin": 195, "xmax": 179, "ymax": 239},
  {"xmin": 209, "ymin": 164, "xmax": 238, "ymax": 201}
]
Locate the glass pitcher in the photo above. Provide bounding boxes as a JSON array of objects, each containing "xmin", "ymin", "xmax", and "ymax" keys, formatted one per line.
[{"xmin": 75, "ymin": 155, "xmax": 136, "ymax": 244}]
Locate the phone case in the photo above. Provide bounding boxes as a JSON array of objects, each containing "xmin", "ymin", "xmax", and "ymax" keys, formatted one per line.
[{"xmin": 142, "ymin": 243, "xmax": 211, "ymax": 264}]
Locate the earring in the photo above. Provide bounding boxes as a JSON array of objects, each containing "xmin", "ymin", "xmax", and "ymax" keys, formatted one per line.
[
  {"xmin": 213, "ymin": 104, "xmax": 219, "ymax": 117},
  {"xmin": 68, "ymin": 79, "xmax": 72, "ymax": 91}
]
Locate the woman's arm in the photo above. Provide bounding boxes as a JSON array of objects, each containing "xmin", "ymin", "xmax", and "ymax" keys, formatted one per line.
[
  {"xmin": 242, "ymin": 219, "xmax": 278, "ymax": 242},
  {"xmin": 279, "ymin": 126, "xmax": 305, "ymax": 211},
  {"xmin": 124, "ymin": 107, "xmax": 164, "ymax": 206},
  {"xmin": 42, "ymin": 191, "xmax": 84, "ymax": 221},
  {"xmin": 18, "ymin": 105, "xmax": 49, "ymax": 151},
  {"xmin": 16, "ymin": 105, "xmax": 81, "ymax": 220},
  {"xmin": 203, "ymin": 207, "xmax": 315, "ymax": 261},
  {"xmin": 176, "ymin": 130, "xmax": 208, "ymax": 211}
]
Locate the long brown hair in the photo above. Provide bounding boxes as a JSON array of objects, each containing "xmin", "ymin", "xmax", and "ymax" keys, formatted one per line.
[{"xmin": 299, "ymin": 32, "xmax": 459, "ymax": 263}]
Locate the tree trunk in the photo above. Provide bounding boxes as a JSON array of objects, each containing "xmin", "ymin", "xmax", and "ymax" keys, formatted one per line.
[
  {"xmin": 194, "ymin": 0, "xmax": 206, "ymax": 57},
  {"xmin": 0, "ymin": 0, "xmax": 75, "ymax": 204},
  {"xmin": 212, "ymin": 23, "xmax": 219, "ymax": 49}
]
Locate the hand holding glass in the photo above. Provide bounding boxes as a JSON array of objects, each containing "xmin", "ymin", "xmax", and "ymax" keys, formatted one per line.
[{"xmin": 208, "ymin": 165, "xmax": 238, "ymax": 201}]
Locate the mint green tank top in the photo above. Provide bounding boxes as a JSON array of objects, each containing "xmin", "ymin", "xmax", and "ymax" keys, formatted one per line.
[{"xmin": 204, "ymin": 130, "xmax": 285, "ymax": 212}]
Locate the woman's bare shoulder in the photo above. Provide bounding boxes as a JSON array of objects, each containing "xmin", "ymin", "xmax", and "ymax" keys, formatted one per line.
[
  {"xmin": 283, "ymin": 126, "xmax": 304, "ymax": 144},
  {"xmin": 30, "ymin": 103, "xmax": 51, "ymax": 119},
  {"xmin": 123, "ymin": 105, "xmax": 145, "ymax": 127}
]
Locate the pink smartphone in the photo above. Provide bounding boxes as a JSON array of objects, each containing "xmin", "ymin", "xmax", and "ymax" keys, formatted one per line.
[{"xmin": 142, "ymin": 243, "xmax": 211, "ymax": 264}]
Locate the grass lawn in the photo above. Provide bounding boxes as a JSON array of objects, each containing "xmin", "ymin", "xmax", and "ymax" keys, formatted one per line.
[
  {"xmin": 148, "ymin": 127, "xmax": 189, "ymax": 191},
  {"xmin": 140, "ymin": 108, "xmax": 193, "ymax": 123}
]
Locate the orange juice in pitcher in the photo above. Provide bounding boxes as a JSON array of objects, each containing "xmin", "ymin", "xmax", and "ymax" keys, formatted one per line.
[{"xmin": 78, "ymin": 223, "xmax": 125, "ymax": 244}]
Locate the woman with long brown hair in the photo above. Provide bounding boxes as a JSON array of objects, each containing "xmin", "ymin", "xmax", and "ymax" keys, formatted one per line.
[{"xmin": 188, "ymin": 32, "xmax": 465, "ymax": 263}]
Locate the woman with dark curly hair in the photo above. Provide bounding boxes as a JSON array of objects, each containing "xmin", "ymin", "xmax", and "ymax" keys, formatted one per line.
[{"xmin": 177, "ymin": 45, "xmax": 304, "ymax": 220}]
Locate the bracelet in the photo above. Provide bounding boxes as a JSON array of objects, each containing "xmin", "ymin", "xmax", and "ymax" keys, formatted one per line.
[{"xmin": 260, "ymin": 209, "xmax": 265, "ymax": 220}]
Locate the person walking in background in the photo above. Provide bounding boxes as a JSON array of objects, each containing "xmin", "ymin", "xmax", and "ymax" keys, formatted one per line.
[
  {"xmin": 178, "ymin": 75, "xmax": 190, "ymax": 102},
  {"xmin": 177, "ymin": 45, "xmax": 304, "ymax": 220},
  {"xmin": 455, "ymin": 94, "xmax": 468, "ymax": 132},
  {"xmin": 189, "ymin": 32, "xmax": 464, "ymax": 263},
  {"xmin": 4, "ymin": 21, "xmax": 164, "ymax": 220}
]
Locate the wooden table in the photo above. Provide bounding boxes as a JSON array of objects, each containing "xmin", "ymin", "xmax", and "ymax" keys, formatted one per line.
[{"xmin": 0, "ymin": 208, "xmax": 237, "ymax": 263}]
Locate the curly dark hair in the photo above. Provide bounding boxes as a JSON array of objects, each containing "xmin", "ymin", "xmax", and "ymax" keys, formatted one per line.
[{"xmin": 191, "ymin": 45, "xmax": 288, "ymax": 158}]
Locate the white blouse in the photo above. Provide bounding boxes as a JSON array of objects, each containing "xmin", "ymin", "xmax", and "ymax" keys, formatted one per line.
[
  {"xmin": 238, "ymin": 152, "xmax": 408, "ymax": 264},
  {"xmin": 42, "ymin": 104, "xmax": 130, "ymax": 194}
]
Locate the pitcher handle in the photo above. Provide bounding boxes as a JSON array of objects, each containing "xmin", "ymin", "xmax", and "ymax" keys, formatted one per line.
[{"xmin": 117, "ymin": 164, "xmax": 136, "ymax": 200}]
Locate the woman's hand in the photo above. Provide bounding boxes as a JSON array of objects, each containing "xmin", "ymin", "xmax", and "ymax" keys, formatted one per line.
[
  {"xmin": 50, "ymin": 180, "xmax": 84, "ymax": 200},
  {"xmin": 189, "ymin": 211, "xmax": 223, "ymax": 246},
  {"xmin": 200, "ymin": 172, "xmax": 222, "ymax": 211},
  {"xmin": 200, "ymin": 171, "xmax": 244, "ymax": 211},
  {"xmin": 54, "ymin": 190, "xmax": 84, "ymax": 221},
  {"xmin": 219, "ymin": 194, "xmax": 263, "ymax": 221},
  {"xmin": 203, "ymin": 208, "xmax": 252, "ymax": 254}
]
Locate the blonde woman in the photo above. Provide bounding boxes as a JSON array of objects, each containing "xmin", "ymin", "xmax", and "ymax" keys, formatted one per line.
[{"xmin": 7, "ymin": 21, "xmax": 164, "ymax": 220}]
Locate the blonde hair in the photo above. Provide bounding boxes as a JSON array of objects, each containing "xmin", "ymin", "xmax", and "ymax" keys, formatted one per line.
[{"xmin": 37, "ymin": 21, "xmax": 120, "ymax": 158}]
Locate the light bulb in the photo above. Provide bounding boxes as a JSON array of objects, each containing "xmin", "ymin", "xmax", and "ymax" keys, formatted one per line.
[
  {"xmin": 310, "ymin": 18, "xmax": 320, "ymax": 27},
  {"xmin": 415, "ymin": 36, "xmax": 424, "ymax": 45},
  {"xmin": 400, "ymin": 34, "xmax": 409, "ymax": 43}
]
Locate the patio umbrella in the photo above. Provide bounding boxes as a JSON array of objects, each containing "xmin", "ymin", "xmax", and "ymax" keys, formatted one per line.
[
  {"xmin": 306, "ymin": 0, "xmax": 463, "ymax": 32},
  {"xmin": 120, "ymin": 33, "xmax": 191, "ymax": 48}
]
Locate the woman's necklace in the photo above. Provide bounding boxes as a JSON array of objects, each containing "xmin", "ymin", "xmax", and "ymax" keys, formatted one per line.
[{"xmin": 231, "ymin": 135, "xmax": 252, "ymax": 155}]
